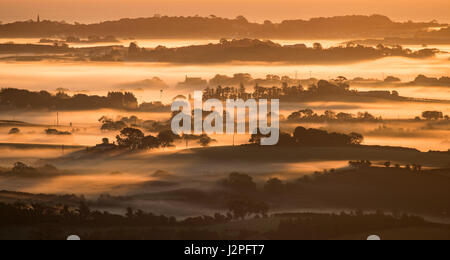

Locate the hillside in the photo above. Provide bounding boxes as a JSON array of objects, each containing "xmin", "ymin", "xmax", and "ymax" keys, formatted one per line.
[{"xmin": 0, "ymin": 15, "xmax": 443, "ymax": 39}]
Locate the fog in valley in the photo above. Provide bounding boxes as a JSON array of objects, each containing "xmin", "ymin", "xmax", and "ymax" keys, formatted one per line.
[{"xmin": 1, "ymin": 35, "xmax": 450, "ymax": 234}]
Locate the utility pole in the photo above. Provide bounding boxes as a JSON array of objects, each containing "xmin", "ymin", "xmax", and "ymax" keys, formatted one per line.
[{"xmin": 56, "ymin": 112, "xmax": 59, "ymax": 127}]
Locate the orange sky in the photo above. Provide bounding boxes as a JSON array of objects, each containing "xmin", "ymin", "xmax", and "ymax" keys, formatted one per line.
[{"xmin": 1, "ymin": 0, "xmax": 448, "ymax": 23}]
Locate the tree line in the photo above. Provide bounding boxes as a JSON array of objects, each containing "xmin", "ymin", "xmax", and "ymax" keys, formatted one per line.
[
  {"xmin": 203, "ymin": 77, "xmax": 402, "ymax": 102},
  {"xmin": 0, "ymin": 88, "xmax": 171, "ymax": 112},
  {"xmin": 287, "ymin": 109, "xmax": 381, "ymax": 122},
  {"xmin": 0, "ymin": 88, "xmax": 138, "ymax": 110},
  {"xmin": 250, "ymin": 126, "xmax": 364, "ymax": 146},
  {"xmin": 0, "ymin": 199, "xmax": 435, "ymax": 240},
  {"xmin": 93, "ymin": 127, "xmax": 216, "ymax": 151}
]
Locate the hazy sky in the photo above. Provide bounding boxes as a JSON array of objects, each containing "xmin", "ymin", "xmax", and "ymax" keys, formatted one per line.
[{"xmin": 1, "ymin": 0, "xmax": 449, "ymax": 24}]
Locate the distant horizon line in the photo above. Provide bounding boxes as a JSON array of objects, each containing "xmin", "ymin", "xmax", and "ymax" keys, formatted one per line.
[{"xmin": 1, "ymin": 13, "xmax": 448, "ymax": 26}]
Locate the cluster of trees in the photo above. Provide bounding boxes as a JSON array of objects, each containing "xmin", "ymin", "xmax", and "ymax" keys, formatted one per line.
[
  {"xmin": 348, "ymin": 160, "xmax": 373, "ymax": 168},
  {"xmin": 98, "ymin": 116, "xmax": 127, "ymax": 131},
  {"xmin": 126, "ymin": 39, "xmax": 437, "ymax": 63},
  {"xmin": 114, "ymin": 128, "xmax": 176, "ymax": 150},
  {"xmin": 45, "ymin": 128, "xmax": 71, "ymax": 135},
  {"xmin": 96, "ymin": 127, "xmax": 216, "ymax": 151},
  {"xmin": 348, "ymin": 160, "xmax": 423, "ymax": 172},
  {"xmin": 420, "ymin": 111, "xmax": 449, "ymax": 120},
  {"xmin": 389, "ymin": 162, "xmax": 422, "ymax": 171},
  {"xmin": 181, "ymin": 134, "xmax": 216, "ymax": 148},
  {"xmin": 0, "ymin": 201, "xmax": 232, "ymax": 229},
  {"xmin": 226, "ymin": 198, "xmax": 269, "ymax": 220},
  {"xmin": 0, "ymin": 88, "xmax": 138, "ymax": 111},
  {"xmin": 412, "ymin": 75, "xmax": 450, "ymax": 86},
  {"xmin": 220, "ymin": 172, "xmax": 269, "ymax": 219},
  {"xmin": 287, "ymin": 109, "xmax": 381, "ymax": 122},
  {"xmin": 203, "ymin": 79, "xmax": 347, "ymax": 100},
  {"xmin": 0, "ymin": 162, "xmax": 60, "ymax": 177},
  {"xmin": 203, "ymin": 78, "xmax": 402, "ymax": 102},
  {"xmin": 0, "ymin": 88, "xmax": 171, "ymax": 112},
  {"xmin": 208, "ymin": 73, "xmax": 308, "ymax": 87},
  {"xmin": 250, "ymin": 126, "xmax": 364, "ymax": 146},
  {"xmin": 99, "ymin": 115, "xmax": 170, "ymax": 132},
  {"xmin": 221, "ymin": 172, "xmax": 257, "ymax": 191},
  {"xmin": 11, "ymin": 162, "xmax": 38, "ymax": 175},
  {"xmin": 373, "ymin": 44, "xmax": 438, "ymax": 58},
  {"xmin": 292, "ymin": 127, "xmax": 364, "ymax": 146}
]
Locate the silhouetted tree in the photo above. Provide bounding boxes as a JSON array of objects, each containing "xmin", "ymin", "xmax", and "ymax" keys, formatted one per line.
[
  {"xmin": 157, "ymin": 130, "xmax": 178, "ymax": 148},
  {"xmin": 128, "ymin": 42, "xmax": 140, "ymax": 54},
  {"xmin": 293, "ymin": 126, "xmax": 363, "ymax": 146},
  {"xmin": 116, "ymin": 127, "xmax": 144, "ymax": 150},
  {"xmin": 99, "ymin": 116, "xmax": 127, "ymax": 131},
  {"xmin": 349, "ymin": 132, "xmax": 364, "ymax": 145},
  {"xmin": 140, "ymin": 135, "xmax": 160, "ymax": 150},
  {"xmin": 222, "ymin": 172, "xmax": 257, "ymax": 192},
  {"xmin": 45, "ymin": 128, "xmax": 71, "ymax": 135},
  {"xmin": 422, "ymin": 111, "xmax": 444, "ymax": 120},
  {"xmin": 313, "ymin": 42, "xmax": 323, "ymax": 50},
  {"xmin": 249, "ymin": 129, "xmax": 270, "ymax": 145}
]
